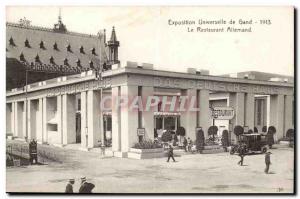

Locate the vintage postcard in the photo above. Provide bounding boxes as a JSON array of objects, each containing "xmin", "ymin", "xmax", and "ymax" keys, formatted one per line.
[{"xmin": 5, "ymin": 6, "xmax": 294, "ymax": 194}]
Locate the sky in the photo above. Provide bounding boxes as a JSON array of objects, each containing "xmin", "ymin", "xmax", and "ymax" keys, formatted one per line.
[{"xmin": 6, "ymin": 6, "xmax": 294, "ymax": 76}]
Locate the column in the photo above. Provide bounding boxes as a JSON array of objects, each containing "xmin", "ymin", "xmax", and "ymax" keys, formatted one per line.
[
  {"xmin": 27, "ymin": 100, "xmax": 37, "ymax": 140},
  {"xmin": 57, "ymin": 95, "xmax": 63, "ymax": 145},
  {"xmin": 42, "ymin": 97, "xmax": 48, "ymax": 143},
  {"xmin": 6, "ymin": 103, "xmax": 12, "ymax": 135},
  {"xmin": 181, "ymin": 89, "xmax": 197, "ymax": 141},
  {"xmin": 244, "ymin": 93, "xmax": 255, "ymax": 130},
  {"xmin": 229, "ymin": 92, "xmax": 245, "ymax": 126},
  {"xmin": 11, "ymin": 102, "xmax": 17, "ymax": 137},
  {"xmin": 141, "ymin": 86, "xmax": 154, "ymax": 140},
  {"xmin": 111, "ymin": 86, "xmax": 121, "ymax": 152},
  {"xmin": 269, "ymin": 94, "xmax": 284, "ymax": 141},
  {"xmin": 284, "ymin": 95, "xmax": 294, "ymax": 135},
  {"xmin": 36, "ymin": 98, "xmax": 43, "ymax": 143},
  {"xmin": 198, "ymin": 89, "xmax": 210, "ymax": 138},
  {"xmin": 80, "ymin": 91, "xmax": 88, "ymax": 148},
  {"xmin": 87, "ymin": 90, "xmax": 101, "ymax": 148},
  {"xmin": 62, "ymin": 94, "xmax": 76, "ymax": 145},
  {"xmin": 229, "ymin": 92, "xmax": 245, "ymax": 142},
  {"xmin": 15, "ymin": 101, "xmax": 24, "ymax": 139},
  {"xmin": 120, "ymin": 85, "xmax": 139, "ymax": 153}
]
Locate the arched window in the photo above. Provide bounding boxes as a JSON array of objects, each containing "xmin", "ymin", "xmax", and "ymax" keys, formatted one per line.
[
  {"xmin": 40, "ymin": 41, "xmax": 45, "ymax": 49},
  {"xmin": 76, "ymin": 59, "xmax": 81, "ymax": 67},
  {"xmin": 64, "ymin": 58, "xmax": 69, "ymax": 66},
  {"xmin": 25, "ymin": 39, "xmax": 30, "ymax": 48},
  {"xmin": 49, "ymin": 56, "xmax": 55, "ymax": 64},
  {"xmin": 89, "ymin": 61, "xmax": 94, "ymax": 68},
  {"xmin": 79, "ymin": 46, "xmax": 85, "ymax": 54},
  {"xmin": 91, "ymin": 47, "xmax": 96, "ymax": 55},
  {"xmin": 19, "ymin": 52, "xmax": 25, "ymax": 61},
  {"xmin": 66, "ymin": 44, "xmax": 72, "ymax": 52},
  {"xmin": 35, "ymin": 54, "xmax": 40, "ymax": 63},
  {"xmin": 9, "ymin": 37, "xmax": 15, "ymax": 46},
  {"xmin": 53, "ymin": 42, "xmax": 58, "ymax": 50}
]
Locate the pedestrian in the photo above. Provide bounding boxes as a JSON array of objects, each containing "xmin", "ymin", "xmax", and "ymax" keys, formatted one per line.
[
  {"xmin": 237, "ymin": 143, "xmax": 245, "ymax": 166},
  {"xmin": 187, "ymin": 137, "xmax": 192, "ymax": 152},
  {"xmin": 183, "ymin": 137, "xmax": 188, "ymax": 152},
  {"xmin": 65, "ymin": 179, "xmax": 75, "ymax": 193},
  {"xmin": 100, "ymin": 143, "xmax": 105, "ymax": 157},
  {"xmin": 265, "ymin": 152, "xmax": 272, "ymax": 174},
  {"xmin": 166, "ymin": 144, "xmax": 176, "ymax": 162},
  {"xmin": 79, "ymin": 177, "xmax": 95, "ymax": 193}
]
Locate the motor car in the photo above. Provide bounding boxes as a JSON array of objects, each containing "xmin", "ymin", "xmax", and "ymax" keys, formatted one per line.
[{"xmin": 230, "ymin": 133, "xmax": 268, "ymax": 155}]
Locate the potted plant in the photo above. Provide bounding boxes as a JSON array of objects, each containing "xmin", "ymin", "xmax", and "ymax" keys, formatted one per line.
[
  {"xmin": 161, "ymin": 130, "xmax": 172, "ymax": 148},
  {"xmin": 233, "ymin": 125, "xmax": 244, "ymax": 141},
  {"xmin": 176, "ymin": 126, "xmax": 186, "ymax": 148},
  {"xmin": 262, "ymin": 126, "xmax": 267, "ymax": 134},
  {"xmin": 208, "ymin": 126, "xmax": 218, "ymax": 143},
  {"xmin": 286, "ymin": 129, "xmax": 294, "ymax": 148},
  {"xmin": 195, "ymin": 129, "xmax": 205, "ymax": 153},
  {"xmin": 266, "ymin": 126, "xmax": 276, "ymax": 148},
  {"xmin": 128, "ymin": 140, "xmax": 164, "ymax": 159},
  {"xmin": 221, "ymin": 130, "xmax": 229, "ymax": 152}
]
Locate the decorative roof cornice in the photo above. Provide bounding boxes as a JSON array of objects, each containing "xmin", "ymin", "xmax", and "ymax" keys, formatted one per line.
[{"xmin": 6, "ymin": 22, "xmax": 99, "ymax": 39}]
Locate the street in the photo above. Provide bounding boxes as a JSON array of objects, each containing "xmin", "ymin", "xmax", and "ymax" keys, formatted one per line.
[{"xmin": 6, "ymin": 145, "xmax": 294, "ymax": 193}]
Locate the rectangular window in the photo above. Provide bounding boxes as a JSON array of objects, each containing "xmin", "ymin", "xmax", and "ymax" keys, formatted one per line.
[
  {"xmin": 257, "ymin": 99, "xmax": 262, "ymax": 126},
  {"xmin": 78, "ymin": 99, "xmax": 81, "ymax": 111}
]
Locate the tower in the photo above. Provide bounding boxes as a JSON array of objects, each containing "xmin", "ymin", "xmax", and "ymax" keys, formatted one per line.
[
  {"xmin": 53, "ymin": 8, "xmax": 67, "ymax": 33},
  {"xmin": 107, "ymin": 26, "xmax": 120, "ymax": 64}
]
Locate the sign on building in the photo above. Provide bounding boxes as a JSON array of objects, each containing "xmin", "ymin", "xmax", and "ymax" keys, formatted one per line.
[
  {"xmin": 210, "ymin": 107, "xmax": 235, "ymax": 120},
  {"xmin": 137, "ymin": 128, "xmax": 145, "ymax": 136}
]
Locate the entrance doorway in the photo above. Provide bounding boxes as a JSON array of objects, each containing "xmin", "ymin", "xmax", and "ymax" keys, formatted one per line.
[
  {"xmin": 103, "ymin": 114, "xmax": 112, "ymax": 147},
  {"xmin": 154, "ymin": 113, "xmax": 180, "ymax": 137},
  {"xmin": 76, "ymin": 113, "xmax": 81, "ymax": 143}
]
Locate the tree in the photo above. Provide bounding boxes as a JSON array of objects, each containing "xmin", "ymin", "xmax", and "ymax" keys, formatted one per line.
[
  {"xmin": 176, "ymin": 126, "xmax": 186, "ymax": 136},
  {"xmin": 286, "ymin": 129, "xmax": 294, "ymax": 141},
  {"xmin": 248, "ymin": 129, "xmax": 253, "ymax": 134},
  {"xmin": 195, "ymin": 129, "xmax": 205, "ymax": 153},
  {"xmin": 161, "ymin": 130, "xmax": 172, "ymax": 142},
  {"xmin": 208, "ymin": 126, "xmax": 218, "ymax": 142},
  {"xmin": 262, "ymin": 126, "xmax": 267, "ymax": 133},
  {"xmin": 267, "ymin": 126, "xmax": 276, "ymax": 148},
  {"xmin": 221, "ymin": 130, "xmax": 229, "ymax": 151},
  {"xmin": 234, "ymin": 125, "xmax": 244, "ymax": 141},
  {"xmin": 154, "ymin": 128, "xmax": 158, "ymax": 138},
  {"xmin": 254, "ymin": 127, "xmax": 258, "ymax": 133}
]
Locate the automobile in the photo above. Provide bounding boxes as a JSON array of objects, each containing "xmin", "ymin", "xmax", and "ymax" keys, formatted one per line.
[{"xmin": 230, "ymin": 133, "xmax": 268, "ymax": 155}]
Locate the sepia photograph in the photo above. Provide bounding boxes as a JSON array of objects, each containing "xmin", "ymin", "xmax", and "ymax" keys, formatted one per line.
[{"xmin": 5, "ymin": 5, "xmax": 295, "ymax": 194}]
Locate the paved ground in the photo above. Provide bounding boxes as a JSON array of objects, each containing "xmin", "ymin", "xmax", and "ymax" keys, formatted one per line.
[{"xmin": 6, "ymin": 145, "xmax": 294, "ymax": 193}]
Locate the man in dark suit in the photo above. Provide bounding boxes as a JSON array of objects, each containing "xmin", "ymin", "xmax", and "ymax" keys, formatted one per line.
[
  {"xmin": 167, "ymin": 144, "xmax": 176, "ymax": 162},
  {"xmin": 79, "ymin": 177, "xmax": 95, "ymax": 193},
  {"xmin": 237, "ymin": 143, "xmax": 246, "ymax": 166},
  {"xmin": 183, "ymin": 137, "xmax": 188, "ymax": 152},
  {"xmin": 65, "ymin": 179, "xmax": 75, "ymax": 193},
  {"xmin": 265, "ymin": 152, "xmax": 272, "ymax": 174}
]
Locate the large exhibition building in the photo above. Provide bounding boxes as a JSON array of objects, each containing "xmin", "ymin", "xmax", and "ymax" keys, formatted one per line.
[{"xmin": 6, "ymin": 16, "xmax": 294, "ymax": 157}]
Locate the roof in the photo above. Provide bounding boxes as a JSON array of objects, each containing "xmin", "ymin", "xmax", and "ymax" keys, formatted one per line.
[{"xmin": 6, "ymin": 22, "xmax": 109, "ymax": 70}]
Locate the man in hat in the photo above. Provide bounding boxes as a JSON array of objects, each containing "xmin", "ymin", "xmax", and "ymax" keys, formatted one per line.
[
  {"xmin": 167, "ymin": 144, "xmax": 176, "ymax": 162},
  {"xmin": 79, "ymin": 177, "xmax": 95, "ymax": 193},
  {"xmin": 65, "ymin": 179, "xmax": 75, "ymax": 193},
  {"xmin": 265, "ymin": 152, "xmax": 272, "ymax": 174},
  {"xmin": 237, "ymin": 142, "xmax": 246, "ymax": 166}
]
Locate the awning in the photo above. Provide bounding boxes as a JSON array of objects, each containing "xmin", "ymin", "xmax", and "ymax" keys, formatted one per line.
[{"xmin": 154, "ymin": 112, "xmax": 180, "ymax": 116}]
